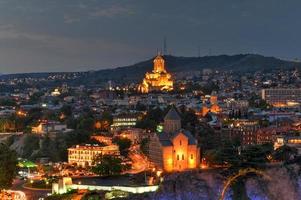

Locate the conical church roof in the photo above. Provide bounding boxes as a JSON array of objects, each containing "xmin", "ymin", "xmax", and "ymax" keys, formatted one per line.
[{"xmin": 164, "ymin": 107, "xmax": 181, "ymax": 121}]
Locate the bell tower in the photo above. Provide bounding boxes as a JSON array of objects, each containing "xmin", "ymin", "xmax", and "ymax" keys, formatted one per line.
[
  {"xmin": 163, "ymin": 107, "xmax": 181, "ymax": 134},
  {"xmin": 153, "ymin": 53, "xmax": 166, "ymax": 73}
]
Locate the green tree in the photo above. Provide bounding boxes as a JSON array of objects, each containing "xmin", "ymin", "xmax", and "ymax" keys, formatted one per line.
[
  {"xmin": 135, "ymin": 118, "xmax": 157, "ymax": 131},
  {"xmin": 136, "ymin": 107, "xmax": 164, "ymax": 131},
  {"xmin": 22, "ymin": 134, "xmax": 40, "ymax": 158},
  {"xmin": 60, "ymin": 105, "xmax": 72, "ymax": 118},
  {"xmin": 91, "ymin": 155, "xmax": 123, "ymax": 176},
  {"xmin": 101, "ymin": 111, "xmax": 113, "ymax": 124},
  {"xmin": 77, "ymin": 117, "xmax": 94, "ymax": 131},
  {"xmin": 0, "ymin": 98, "xmax": 17, "ymax": 107},
  {"xmin": 240, "ymin": 144, "xmax": 272, "ymax": 167},
  {"xmin": 140, "ymin": 138, "xmax": 149, "ymax": 155},
  {"xmin": 196, "ymin": 123, "xmax": 222, "ymax": 151},
  {"xmin": 28, "ymin": 92, "xmax": 44, "ymax": 104},
  {"xmin": 273, "ymin": 145, "xmax": 298, "ymax": 162},
  {"xmin": 113, "ymin": 137, "xmax": 132, "ymax": 157},
  {"xmin": 0, "ymin": 143, "xmax": 17, "ymax": 189}
]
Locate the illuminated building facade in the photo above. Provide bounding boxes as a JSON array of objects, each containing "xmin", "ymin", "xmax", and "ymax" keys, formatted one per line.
[
  {"xmin": 32, "ymin": 120, "xmax": 67, "ymax": 134},
  {"xmin": 68, "ymin": 144, "xmax": 120, "ymax": 167},
  {"xmin": 149, "ymin": 107, "xmax": 200, "ymax": 172},
  {"xmin": 138, "ymin": 54, "xmax": 173, "ymax": 93},
  {"xmin": 226, "ymin": 120, "xmax": 259, "ymax": 146},
  {"xmin": 110, "ymin": 115, "xmax": 138, "ymax": 131},
  {"xmin": 200, "ymin": 93, "xmax": 221, "ymax": 117},
  {"xmin": 274, "ymin": 136, "xmax": 301, "ymax": 154},
  {"xmin": 261, "ymin": 88, "xmax": 301, "ymax": 107},
  {"xmin": 118, "ymin": 128, "xmax": 143, "ymax": 144},
  {"xmin": 90, "ymin": 135, "xmax": 113, "ymax": 145}
]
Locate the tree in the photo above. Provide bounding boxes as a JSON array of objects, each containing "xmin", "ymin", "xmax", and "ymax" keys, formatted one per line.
[
  {"xmin": 240, "ymin": 144, "xmax": 272, "ymax": 167},
  {"xmin": 113, "ymin": 137, "xmax": 132, "ymax": 157},
  {"xmin": 135, "ymin": 118, "xmax": 157, "ymax": 131},
  {"xmin": 273, "ymin": 145, "xmax": 298, "ymax": 162},
  {"xmin": 101, "ymin": 112, "xmax": 113, "ymax": 124},
  {"xmin": 91, "ymin": 155, "xmax": 123, "ymax": 176},
  {"xmin": 180, "ymin": 108, "xmax": 199, "ymax": 132},
  {"xmin": 136, "ymin": 107, "xmax": 164, "ymax": 131},
  {"xmin": 22, "ymin": 134, "xmax": 40, "ymax": 158},
  {"xmin": 77, "ymin": 117, "xmax": 94, "ymax": 131},
  {"xmin": 140, "ymin": 138, "xmax": 149, "ymax": 155},
  {"xmin": 28, "ymin": 91, "xmax": 44, "ymax": 104},
  {"xmin": 60, "ymin": 105, "xmax": 72, "ymax": 118},
  {"xmin": 0, "ymin": 143, "xmax": 17, "ymax": 189},
  {"xmin": 0, "ymin": 98, "xmax": 17, "ymax": 107},
  {"xmin": 196, "ymin": 123, "xmax": 221, "ymax": 151}
]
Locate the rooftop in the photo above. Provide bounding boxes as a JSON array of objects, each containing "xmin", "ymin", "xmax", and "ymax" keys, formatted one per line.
[{"xmin": 164, "ymin": 107, "xmax": 181, "ymax": 121}]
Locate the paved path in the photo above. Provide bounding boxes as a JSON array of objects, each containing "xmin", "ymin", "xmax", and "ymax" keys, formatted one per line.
[
  {"xmin": 126, "ymin": 145, "xmax": 150, "ymax": 174},
  {"xmin": 11, "ymin": 179, "xmax": 50, "ymax": 200}
]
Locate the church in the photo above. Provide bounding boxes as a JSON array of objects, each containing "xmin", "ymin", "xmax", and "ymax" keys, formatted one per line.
[
  {"xmin": 138, "ymin": 54, "xmax": 173, "ymax": 93},
  {"xmin": 149, "ymin": 107, "xmax": 200, "ymax": 172}
]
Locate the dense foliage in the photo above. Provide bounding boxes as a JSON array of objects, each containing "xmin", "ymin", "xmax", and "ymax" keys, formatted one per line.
[
  {"xmin": 0, "ymin": 143, "xmax": 17, "ymax": 189},
  {"xmin": 113, "ymin": 137, "xmax": 132, "ymax": 157},
  {"xmin": 92, "ymin": 155, "xmax": 127, "ymax": 176}
]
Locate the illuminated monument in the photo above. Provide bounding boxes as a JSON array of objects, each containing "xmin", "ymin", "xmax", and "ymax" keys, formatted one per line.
[
  {"xmin": 149, "ymin": 107, "xmax": 200, "ymax": 172},
  {"xmin": 138, "ymin": 53, "xmax": 173, "ymax": 93}
]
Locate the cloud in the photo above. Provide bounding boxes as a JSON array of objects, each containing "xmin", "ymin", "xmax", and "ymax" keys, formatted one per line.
[
  {"xmin": 89, "ymin": 4, "xmax": 132, "ymax": 18},
  {"xmin": 63, "ymin": 14, "xmax": 80, "ymax": 24}
]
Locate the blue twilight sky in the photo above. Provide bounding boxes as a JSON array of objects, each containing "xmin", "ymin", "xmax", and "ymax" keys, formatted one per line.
[{"xmin": 0, "ymin": 0, "xmax": 300, "ymax": 73}]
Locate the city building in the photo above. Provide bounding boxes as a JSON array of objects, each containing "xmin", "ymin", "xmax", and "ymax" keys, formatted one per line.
[
  {"xmin": 149, "ymin": 107, "xmax": 200, "ymax": 172},
  {"xmin": 261, "ymin": 88, "xmax": 301, "ymax": 107},
  {"xmin": 90, "ymin": 135, "xmax": 113, "ymax": 145},
  {"xmin": 256, "ymin": 127, "xmax": 278, "ymax": 145},
  {"xmin": 138, "ymin": 54, "xmax": 173, "ymax": 93},
  {"xmin": 226, "ymin": 120, "xmax": 260, "ymax": 146},
  {"xmin": 118, "ymin": 128, "xmax": 144, "ymax": 144},
  {"xmin": 256, "ymin": 126, "xmax": 293, "ymax": 145},
  {"xmin": 200, "ymin": 93, "xmax": 222, "ymax": 117},
  {"xmin": 68, "ymin": 144, "xmax": 120, "ymax": 167},
  {"xmin": 51, "ymin": 88, "xmax": 61, "ymax": 96},
  {"xmin": 274, "ymin": 136, "xmax": 301, "ymax": 155},
  {"xmin": 32, "ymin": 120, "xmax": 68, "ymax": 135},
  {"xmin": 110, "ymin": 114, "xmax": 138, "ymax": 131}
]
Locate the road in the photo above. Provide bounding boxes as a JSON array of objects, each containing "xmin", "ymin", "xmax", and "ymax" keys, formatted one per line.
[
  {"xmin": 126, "ymin": 145, "xmax": 150, "ymax": 174},
  {"xmin": 11, "ymin": 179, "xmax": 50, "ymax": 200}
]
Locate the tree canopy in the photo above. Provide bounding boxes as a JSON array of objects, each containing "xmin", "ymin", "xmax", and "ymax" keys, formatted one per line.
[
  {"xmin": 0, "ymin": 143, "xmax": 17, "ymax": 189},
  {"xmin": 91, "ymin": 155, "xmax": 124, "ymax": 176}
]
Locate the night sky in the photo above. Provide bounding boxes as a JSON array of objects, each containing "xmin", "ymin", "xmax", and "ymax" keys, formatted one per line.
[{"xmin": 0, "ymin": 0, "xmax": 301, "ymax": 73}]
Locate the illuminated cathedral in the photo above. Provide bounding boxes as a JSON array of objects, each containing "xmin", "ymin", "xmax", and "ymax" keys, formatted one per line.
[
  {"xmin": 138, "ymin": 54, "xmax": 173, "ymax": 93},
  {"xmin": 149, "ymin": 107, "xmax": 200, "ymax": 172}
]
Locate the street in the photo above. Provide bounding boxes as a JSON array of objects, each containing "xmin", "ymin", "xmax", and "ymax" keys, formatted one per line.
[{"xmin": 11, "ymin": 178, "xmax": 50, "ymax": 200}]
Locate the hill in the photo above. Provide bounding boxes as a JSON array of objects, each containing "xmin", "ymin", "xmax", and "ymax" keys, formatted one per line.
[
  {"xmin": 75, "ymin": 54, "xmax": 301, "ymax": 84},
  {"xmin": 1, "ymin": 54, "xmax": 300, "ymax": 85}
]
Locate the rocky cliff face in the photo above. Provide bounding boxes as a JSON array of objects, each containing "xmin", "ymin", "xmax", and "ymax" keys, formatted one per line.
[
  {"xmin": 152, "ymin": 171, "xmax": 224, "ymax": 200},
  {"xmin": 147, "ymin": 165, "xmax": 301, "ymax": 200}
]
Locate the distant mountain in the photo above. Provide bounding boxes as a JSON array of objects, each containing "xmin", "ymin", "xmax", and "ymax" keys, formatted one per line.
[
  {"xmin": 76, "ymin": 54, "xmax": 301, "ymax": 84},
  {"xmin": 1, "ymin": 54, "xmax": 300, "ymax": 85}
]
